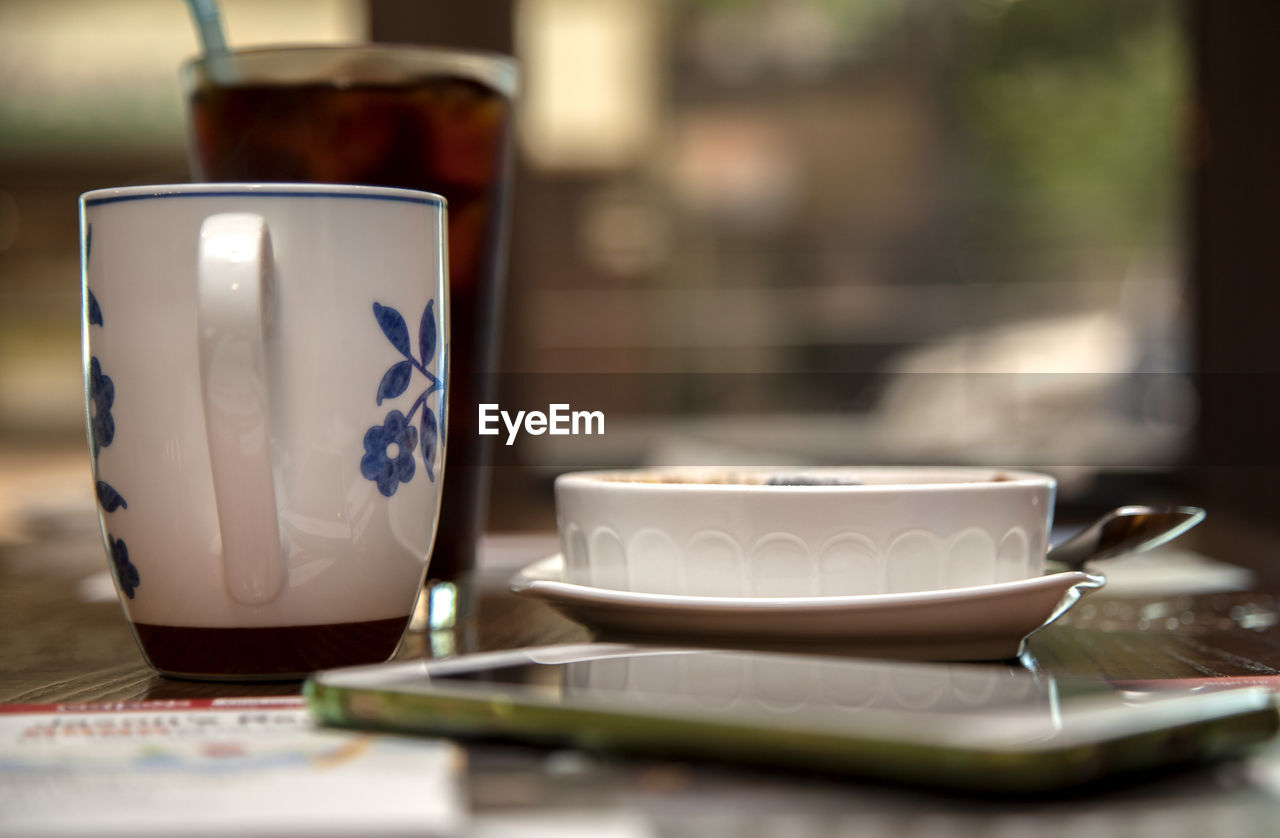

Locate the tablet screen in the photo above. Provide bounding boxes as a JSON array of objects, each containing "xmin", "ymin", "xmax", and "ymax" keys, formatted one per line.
[{"xmin": 410, "ymin": 645, "xmax": 1268, "ymax": 751}]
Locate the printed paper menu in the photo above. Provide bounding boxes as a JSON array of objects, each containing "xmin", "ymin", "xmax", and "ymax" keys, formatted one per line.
[{"xmin": 0, "ymin": 697, "xmax": 464, "ymax": 837}]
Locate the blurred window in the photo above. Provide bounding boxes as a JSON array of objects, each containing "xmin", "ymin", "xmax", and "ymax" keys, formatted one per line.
[{"xmin": 506, "ymin": 0, "xmax": 1192, "ymax": 493}]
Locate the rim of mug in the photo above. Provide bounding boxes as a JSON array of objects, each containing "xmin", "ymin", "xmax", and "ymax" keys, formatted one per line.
[
  {"xmin": 182, "ymin": 43, "xmax": 519, "ymax": 98},
  {"xmin": 80, "ymin": 182, "xmax": 447, "ymax": 208}
]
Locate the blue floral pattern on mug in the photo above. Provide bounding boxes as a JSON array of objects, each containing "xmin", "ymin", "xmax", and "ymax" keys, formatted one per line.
[
  {"xmin": 361, "ymin": 300, "xmax": 443, "ymax": 496},
  {"xmin": 96, "ymin": 481, "xmax": 127, "ymax": 513},
  {"xmin": 86, "ymin": 251, "xmax": 138, "ymax": 596},
  {"xmin": 88, "ymin": 356, "xmax": 115, "ymax": 457},
  {"xmin": 108, "ymin": 534, "xmax": 140, "ymax": 599},
  {"xmin": 87, "ymin": 288, "xmax": 103, "ymax": 327},
  {"xmin": 361, "ymin": 409, "xmax": 419, "ymax": 496}
]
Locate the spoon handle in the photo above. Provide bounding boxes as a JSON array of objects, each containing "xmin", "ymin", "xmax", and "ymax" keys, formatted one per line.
[{"xmin": 1047, "ymin": 506, "xmax": 1206, "ymax": 570}]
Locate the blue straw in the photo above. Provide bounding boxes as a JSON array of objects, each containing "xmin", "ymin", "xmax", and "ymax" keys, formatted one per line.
[{"xmin": 184, "ymin": 0, "xmax": 228, "ymax": 57}]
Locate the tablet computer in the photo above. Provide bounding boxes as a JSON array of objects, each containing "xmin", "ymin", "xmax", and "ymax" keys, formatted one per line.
[{"xmin": 304, "ymin": 644, "xmax": 1278, "ymax": 795}]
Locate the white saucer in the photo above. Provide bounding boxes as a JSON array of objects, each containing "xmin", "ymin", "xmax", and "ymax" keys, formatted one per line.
[{"xmin": 510, "ymin": 556, "xmax": 1105, "ymax": 661}]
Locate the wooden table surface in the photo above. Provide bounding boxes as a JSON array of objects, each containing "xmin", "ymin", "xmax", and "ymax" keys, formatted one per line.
[
  {"xmin": 8, "ymin": 518, "xmax": 1280, "ymax": 705},
  {"xmin": 6, "ymin": 454, "xmax": 1280, "ymax": 835}
]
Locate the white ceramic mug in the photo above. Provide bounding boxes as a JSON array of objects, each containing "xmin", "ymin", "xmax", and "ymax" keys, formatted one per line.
[{"xmin": 80, "ymin": 183, "xmax": 448, "ymax": 678}]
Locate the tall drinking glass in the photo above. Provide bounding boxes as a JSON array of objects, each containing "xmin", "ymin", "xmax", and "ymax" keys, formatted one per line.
[{"xmin": 183, "ymin": 46, "xmax": 518, "ymax": 631}]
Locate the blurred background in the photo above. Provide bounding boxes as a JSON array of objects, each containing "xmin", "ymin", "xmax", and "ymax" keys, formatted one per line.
[{"xmin": 1, "ymin": 1, "xmax": 1276, "ymax": 563}]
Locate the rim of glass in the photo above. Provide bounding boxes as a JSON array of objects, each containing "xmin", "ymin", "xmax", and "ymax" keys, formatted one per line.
[
  {"xmin": 80, "ymin": 182, "xmax": 445, "ymax": 207},
  {"xmin": 182, "ymin": 43, "xmax": 518, "ymax": 97}
]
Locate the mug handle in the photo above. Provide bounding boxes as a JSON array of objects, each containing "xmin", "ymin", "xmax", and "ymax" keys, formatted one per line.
[{"xmin": 197, "ymin": 213, "xmax": 287, "ymax": 605}]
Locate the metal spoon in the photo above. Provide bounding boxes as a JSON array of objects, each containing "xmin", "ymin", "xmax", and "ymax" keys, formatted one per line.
[{"xmin": 1045, "ymin": 505, "xmax": 1205, "ymax": 571}]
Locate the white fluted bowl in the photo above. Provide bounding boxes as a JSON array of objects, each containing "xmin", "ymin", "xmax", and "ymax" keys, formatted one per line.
[{"xmin": 553, "ymin": 467, "xmax": 1055, "ymax": 597}]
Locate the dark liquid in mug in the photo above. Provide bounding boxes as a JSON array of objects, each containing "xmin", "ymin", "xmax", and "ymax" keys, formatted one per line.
[
  {"xmin": 133, "ymin": 617, "xmax": 410, "ymax": 678},
  {"xmin": 188, "ymin": 76, "xmax": 512, "ymax": 597}
]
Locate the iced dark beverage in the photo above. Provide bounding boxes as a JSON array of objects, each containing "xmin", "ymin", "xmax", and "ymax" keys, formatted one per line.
[{"xmin": 184, "ymin": 46, "xmax": 517, "ymax": 628}]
